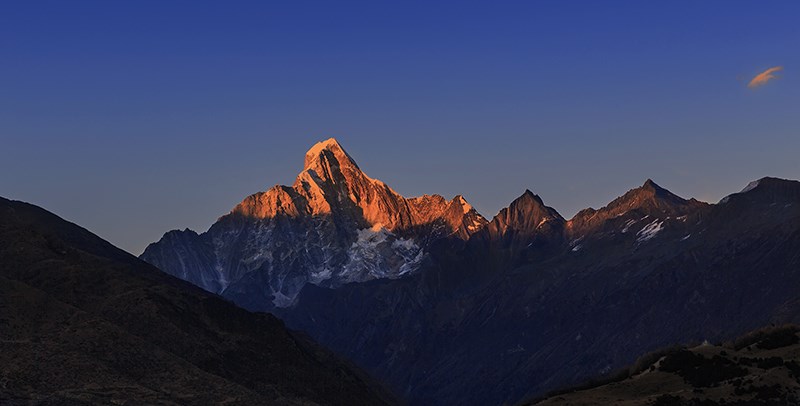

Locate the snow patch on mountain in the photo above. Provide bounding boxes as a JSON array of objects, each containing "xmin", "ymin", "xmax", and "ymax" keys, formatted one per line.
[
  {"xmin": 622, "ymin": 219, "xmax": 637, "ymax": 233},
  {"xmin": 741, "ymin": 180, "xmax": 761, "ymax": 193},
  {"xmin": 309, "ymin": 267, "xmax": 333, "ymax": 284},
  {"xmin": 636, "ymin": 220, "xmax": 664, "ymax": 242},
  {"xmin": 272, "ymin": 290, "xmax": 295, "ymax": 308},
  {"xmin": 339, "ymin": 224, "xmax": 424, "ymax": 283}
]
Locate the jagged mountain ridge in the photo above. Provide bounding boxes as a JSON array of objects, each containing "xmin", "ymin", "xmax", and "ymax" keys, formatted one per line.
[
  {"xmin": 281, "ymin": 176, "xmax": 800, "ymax": 405},
  {"xmin": 142, "ymin": 138, "xmax": 709, "ymax": 310},
  {"xmin": 233, "ymin": 138, "xmax": 481, "ymax": 234},
  {"xmin": 141, "ymin": 138, "xmax": 487, "ymax": 308},
  {"xmin": 566, "ymin": 178, "xmax": 708, "ymax": 238}
]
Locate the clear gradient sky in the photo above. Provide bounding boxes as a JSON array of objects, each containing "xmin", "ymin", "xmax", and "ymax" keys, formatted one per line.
[{"xmin": 2, "ymin": 1, "xmax": 799, "ymax": 254}]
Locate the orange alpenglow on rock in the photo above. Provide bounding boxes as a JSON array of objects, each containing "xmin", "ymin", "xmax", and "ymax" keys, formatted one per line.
[{"xmin": 230, "ymin": 138, "xmax": 487, "ymax": 238}]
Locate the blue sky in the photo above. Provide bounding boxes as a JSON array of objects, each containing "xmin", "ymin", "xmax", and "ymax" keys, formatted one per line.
[{"xmin": 2, "ymin": 1, "xmax": 798, "ymax": 254}]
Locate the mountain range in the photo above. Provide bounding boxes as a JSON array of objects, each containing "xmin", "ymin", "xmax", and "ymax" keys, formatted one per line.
[{"xmin": 141, "ymin": 138, "xmax": 800, "ymax": 405}]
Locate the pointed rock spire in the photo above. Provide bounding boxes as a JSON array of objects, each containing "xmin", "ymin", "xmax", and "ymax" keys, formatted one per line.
[
  {"xmin": 642, "ymin": 178, "xmax": 659, "ymax": 190},
  {"xmin": 486, "ymin": 189, "xmax": 564, "ymax": 239},
  {"xmin": 567, "ymin": 179, "xmax": 706, "ymax": 237},
  {"xmin": 637, "ymin": 179, "xmax": 679, "ymax": 200},
  {"xmin": 303, "ymin": 138, "xmax": 360, "ymax": 172},
  {"xmin": 511, "ymin": 190, "xmax": 546, "ymax": 208},
  {"xmin": 227, "ymin": 137, "xmax": 485, "ymax": 239}
]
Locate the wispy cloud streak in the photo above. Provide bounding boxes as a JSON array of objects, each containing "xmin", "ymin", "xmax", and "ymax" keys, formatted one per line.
[{"xmin": 748, "ymin": 66, "xmax": 783, "ymax": 88}]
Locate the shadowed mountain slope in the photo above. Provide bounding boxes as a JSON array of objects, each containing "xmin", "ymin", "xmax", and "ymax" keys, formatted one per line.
[
  {"xmin": 0, "ymin": 196, "xmax": 394, "ymax": 405},
  {"xmin": 530, "ymin": 325, "xmax": 800, "ymax": 406},
  {"xmin": 282, "ymin": 177, "xmax": 800, "ymax": 405}
]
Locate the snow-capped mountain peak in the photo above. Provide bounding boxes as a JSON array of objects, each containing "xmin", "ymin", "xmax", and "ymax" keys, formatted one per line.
[
  {"xmin": 142, "ymin": 138, "xmax": 486, "ymax": 308},
  {"xmin": 303, "ymin": 137, "xmax": 358, "ymax": 171}
]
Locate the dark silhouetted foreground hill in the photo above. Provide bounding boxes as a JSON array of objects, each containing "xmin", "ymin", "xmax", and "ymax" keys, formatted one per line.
[
  {"xmin": 0, "ymin": 196, "xmax": 393, "ymax": 405},
  {"xmin": 530, "ymin": 325, "xmax": 800, "ymax": 405}
]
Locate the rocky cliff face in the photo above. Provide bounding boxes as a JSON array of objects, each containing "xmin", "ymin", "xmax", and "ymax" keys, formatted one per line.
[{"xmin": 141, "ymin": 138, "xmax": 486, "ymax": 308}]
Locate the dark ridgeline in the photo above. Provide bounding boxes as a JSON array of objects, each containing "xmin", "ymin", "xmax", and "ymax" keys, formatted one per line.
[
  {"xmin": 529, "ymin": 325, "xmax": 800, "ymax": 405},
  {"xmin": 0, "ymin": 196, "xmax": 394, "ymax": 405},
  {"xmin": 142, "ymin": 138, "xmax": 800, "ymax": 406}
]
